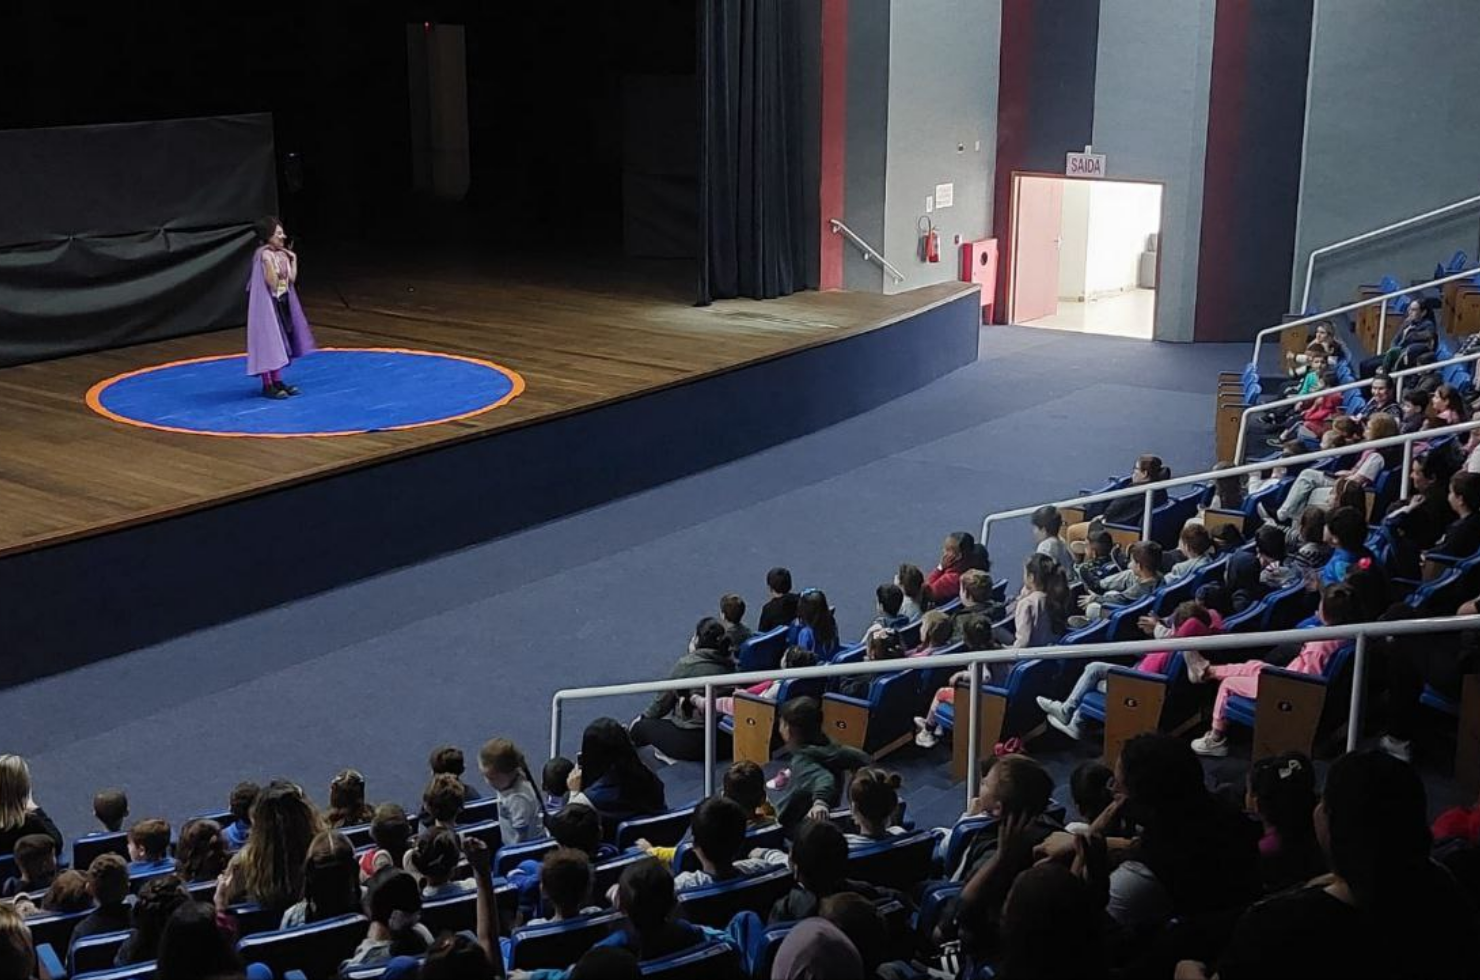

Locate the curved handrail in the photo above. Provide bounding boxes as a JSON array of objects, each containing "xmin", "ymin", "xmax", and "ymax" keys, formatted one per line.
[
  {"xmin": 978, "ymin": 418, "xmax": 1480, "ymax": 549},
  {"xmin": 550, "ymin": 614, "xmax": 1480, "ymax": 808},
  {"xmin": 1232, "ymin": 348, "xmax": 1480, "ymax": 464},
  {"xmin": 1251, "ymin": 266, "xmax": 1480, "ymax": 375},
  {"xmin": 1300, "ymin": 194, "xmax": 1480, "ymax": 315}
]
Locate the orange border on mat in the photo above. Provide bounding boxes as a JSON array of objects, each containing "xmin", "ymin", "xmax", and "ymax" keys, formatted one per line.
[{"xmin": 84, "ymin": 347, "xmax": 527, "ymax": 439}]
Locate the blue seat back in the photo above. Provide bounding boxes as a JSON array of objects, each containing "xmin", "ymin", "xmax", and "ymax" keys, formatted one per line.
[
  {"xmin": 236, "ymin": 913, "xmax": 368, "ymax": 979},
  {"xmin": 1264, "ymin": 582, "xmax": 1319, "ymax": 631},
  {"xmin": 858, "ymin": 671, "xmax": 924, "ymax": 751},
  {"xmin": 458, "ymin": 818, "xmax": 503, "ymax": 854},
  {"xmin": 73, "ymin": 964, "xmax": 156, "ymax": 980},
  {"xmin": 639, "ymin": 939, "xmax": 744, "ymax": 979},
  {"xmin": 457, "ymin": 797, "xmax": 503, "ymax": 826},
  {"xmin": 74, "ymin": 832, "xmax": 129, "ymax": 871},
  {"xmin": 677, "ymin": 866, "xmax": 793, "ymax": 928},
  {"xmin": 938, "ymin": 815, "xmax": 994, "ymax": 876},
  {"xmin": 616, "ymin": 806, "xmax": 696, "ymax": 851},
  {"xmin": 914, "ymin": 641, "xmax": 966, "ymax": 696},
  {"xmin": 71, "ymin": 931, "xmax": 133, "ymax": 976},
  {"xmin": 227, "ymin": 902, "xmax": 283, "ymax": 938},
  {"xmin": 593, "ymin": 850, "xmax": 653, "ymax": 898},
  {"xmin": 844, "ymin": 830, "xmax": 939, "ymax": 890},
  {"xmin": 421, "ymin": 888, "xmax": 481, "ymax": 936},
  {"xmin": 25, "ymin": 909, "xmax": 90, "ymax": 957},
  {"xmin": 996, "ymin": 659, "xmax": 1069, "ymax": 739},
  {"xmin": 509, "ymin": 910, "xmax": 626, "ymax": 970},
  {"xmin": 736, "ymin": 626, "xmax": 789, "ymax": 672},
  {"xmin": 1106, "ymin": 593, "xmax": 1156, "ymax": 641},
  {"xmin": 773, "ymin": 675, "xmax": 825, "ymax": 704},
  {"xmin": 495, "ymin": 836, "xmax": 558, "ymax": 877}
]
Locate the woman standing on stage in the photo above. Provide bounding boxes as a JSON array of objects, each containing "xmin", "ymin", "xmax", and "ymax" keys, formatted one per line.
[{"xmin": 246, "ymin": 216, "xmax": 317, "ymax": 399}]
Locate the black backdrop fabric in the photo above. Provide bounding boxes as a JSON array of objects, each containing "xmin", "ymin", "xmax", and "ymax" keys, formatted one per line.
[
  {"xmin": 699, "ymin": 0, "xmax": 808, "ymax": 303},
  {"xmin": 0, "ymin": 113, "xmax": 277, "ymax": 367}
]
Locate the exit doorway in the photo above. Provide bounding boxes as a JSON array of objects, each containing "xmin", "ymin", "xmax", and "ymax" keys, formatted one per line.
[{"xmin": 1008, "ymin": 173, "xmax": 1164, "ymax": 340}]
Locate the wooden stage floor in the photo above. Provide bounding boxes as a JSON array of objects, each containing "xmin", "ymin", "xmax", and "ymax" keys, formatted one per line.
[{"xmin": 0, "ymin": 264, "xmax": 975, "ymax": 558}]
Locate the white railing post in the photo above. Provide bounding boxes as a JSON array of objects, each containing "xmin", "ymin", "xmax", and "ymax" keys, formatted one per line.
[
  {"xmin": 964, "ymin": 660, "xmax": 984, "ymax": 812},
  {"xmin": 703, "ymin": 683, "xmax": 716, "ymax": 797},
  {"xmin": 549, "ymin": 695, "xmax": 563, "ymax": 762},
  {"xmin": 1141, "ymin": 488, "xmax": 1154, "ymax": 541},
  {"xmin": 1377, "ymin": 297, "xmax": 1388, "ymax": 354},
  {"xmin": 1347, "ymin": 634, "xmax": 1368, "ymax": 753},
  {"xmin": 1401, "ymin": 441, "xmax": 1414, "ymax": 500}
]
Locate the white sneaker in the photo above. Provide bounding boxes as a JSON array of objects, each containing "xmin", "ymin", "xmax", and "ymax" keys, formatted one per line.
[
  {"xmin": 1379, "ymin": 734, "xmax": 1413, "ymax": 762},
  {"xmin": 1184, "ymin": 651, "xmax": 1211, "ymax": 683},
  {"xmin": 914, "ymin": 729, "xmax": 940, "ymax": 749},
  {"xmin": 1191, "ymin": 730, "xmax": 1229, "ymax": 757},
  {"xmin": 651, "ymin": 747, "xmax": 680, "ymax": 766},
  {"xmin": 1067, "ymin": 615, "xmax": 1091, "ymax": 631},
  {"xmin": 913, "ymin": 716, "xmax": 929, "ymax": 734},
  {"xmin": 1036, "ymin": 696, "xmax": 1072, "ymax": 726},
  {"xmin": 1046, "ymin": 713, "xmax": 1084, "ymax": 741},
  {"xmin": 766, "ymin": 768, "xmax": 792, "ymax": 791}
]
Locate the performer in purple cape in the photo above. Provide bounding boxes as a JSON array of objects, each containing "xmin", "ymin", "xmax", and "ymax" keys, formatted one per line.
[{"xmin": 246, "ymin": 215, "xmax": 317, "ymax": 399}]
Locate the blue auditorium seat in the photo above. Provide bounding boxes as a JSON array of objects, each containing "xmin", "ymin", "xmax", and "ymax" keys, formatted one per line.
[
  {"xmin": 420, "ymin": 888, "xmax": 480, "ymax": 936},
  {"xmin": 676, "ymin": 866, "xmax": 793, "ymax": 928},
  {"xmin": 236, "ymin": 913, "xmax": 368, "ymax": 979},
  {"xmin": 1104, "ymin": 488, "xmax": 1204, "ymax": 550},
  {"xmin": 736, "ymin": 625, "xmax": 789, "ymax": 672},
  {"xmin": 495, "ymin": 836, "xmax": 558, "ymax": 876},
  {"xmin": 24, "ymin": 908, "xmax": 90, "ymax": 956},
  {"xmin": 456, "ymin": 796, "xmax": 503, "ymax": 826},
  {"xmin": 507, "ymin": 910, "xmax": 626, "ymax": 970},
  {"xmin": 722, "ymin": 675, "xmax": 826, "ymax": 765},
  {"xmin": 457, "ymin": 818, "xmax": 503, "ymax": 854},
  {"xmin": 638, "ymin": 939, "xmax": 744, "ymax": 980},
  {"xmin": 844, "ymin": 829, "xmax": 941, "ymax": 890},
  {"xmin": 73, "ymin": 831, "xmax": 129, "ymax": 870},
  {"xmin": 616, "ymin": 805, "xmax": 696, "ymax": 851},
  {"xmin": 1077, "ymin": 652, "xmax": 1205, "ymax": 749},
  {"xmin": 938, "ymin": 659, "xmax": 1066, "ymax": 778},
  {"xmin": 592, "ymin": 849, "xmax": 654, "ymax": 898},
  {"xmin": 1222, "ymin": 642, "xmax": 1356, "ymax": 754},
  {"xmin": 335, "ymin": 820, "xmax": 375, "ymax": 851},
  {"xmin": 0, "ymin": 853, "xmax": 15, "ymax": 882},
  {"xmin": 73, "ymin": 964, "xmax": 155, "ymax": 980},
  {"xmin": 70, "ymin": 930, "xmax": 133, "ymax": 976},
  {"xmin": 822, "ymin": 669, "xmax": 925, "ymax": 757},
  {"xmin": 913, "ymin": 641, "xmax": 966, "ymax": 698}
]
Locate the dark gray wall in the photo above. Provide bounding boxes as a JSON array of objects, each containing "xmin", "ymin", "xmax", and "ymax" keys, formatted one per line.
[
  {"xmin": 882, "ymin": 0, "xmax": 1000, "ymax": 294},
  {"xmin": 1293, "ymin": 0, "xmax": 1480, "ymax": 313},
  {"xmin": 1091, "ymin": 0, "xmax": 1216, "ymax": 343},
  {"xmin": 843, "ymin": 0, "xmax": 891, "ymax": 291}
]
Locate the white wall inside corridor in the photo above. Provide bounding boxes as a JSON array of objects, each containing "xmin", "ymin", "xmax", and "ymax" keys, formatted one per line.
[{"xmin": 1057, "ymin": 180, "xmax": 1163, "ymax": 301}]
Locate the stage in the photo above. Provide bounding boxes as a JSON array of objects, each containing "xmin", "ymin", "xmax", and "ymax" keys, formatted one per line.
[{"xmin": 0, "ymin": 261, "xmax": 980, "ymax": 685}]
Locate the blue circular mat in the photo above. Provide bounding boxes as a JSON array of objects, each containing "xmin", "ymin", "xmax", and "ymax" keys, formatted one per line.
[{"xmin": 87, "ymin": 348, "xmax": 525, "ymax": 437}]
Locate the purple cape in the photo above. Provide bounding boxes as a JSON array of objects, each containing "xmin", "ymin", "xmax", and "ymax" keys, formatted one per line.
[{"xmin": 245, "ymin": 245, "xmax": 318, "ymax": 376}]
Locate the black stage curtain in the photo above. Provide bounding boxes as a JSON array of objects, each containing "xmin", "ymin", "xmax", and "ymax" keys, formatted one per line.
[
  {"xmin": 0, "ymin": 114, "xmax": 277, "ymax": 367},
  {"xmin": 698, "ymin": 0, "xmax": 808, "ymax": 303}
]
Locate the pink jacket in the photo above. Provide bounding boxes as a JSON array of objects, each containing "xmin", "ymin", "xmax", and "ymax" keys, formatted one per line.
[{"xmin": 1135, "ymin": 612, "xmax": 1223, "ymax": 676}]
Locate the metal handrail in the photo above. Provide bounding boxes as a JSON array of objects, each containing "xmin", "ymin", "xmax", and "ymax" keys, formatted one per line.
[
  {"xmin": 829, "ymin": 219, "xmax": 906, "ymax": 284},
  {"xmin": 1232, "ymin": 348, "xmax": 1480, "ymax": 464},
  {"xmin": 1250, "ymin": 266, "xmax": 1480, "ymax": 375},
  {"xmin": 979, "ymin": 418, "xmax": 1480, "ymax": 549},
  {"xmin": 550, "ymin": 614, "xmax": 1480, "ymax": 810},
  {"xmin": 1300, "ymin": 193, "xmax": 1480, "ymax": 315}
]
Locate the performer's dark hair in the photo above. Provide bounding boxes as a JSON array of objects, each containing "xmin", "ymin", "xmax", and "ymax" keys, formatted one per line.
[{"xmin": 254, "ymin": 215, "xmax": 282, "ymax": 244}]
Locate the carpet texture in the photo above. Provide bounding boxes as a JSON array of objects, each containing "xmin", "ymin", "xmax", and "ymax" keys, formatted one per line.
[{"xmin": 9, "ymin": 326, "xmax": 1456, "ymax": 845}]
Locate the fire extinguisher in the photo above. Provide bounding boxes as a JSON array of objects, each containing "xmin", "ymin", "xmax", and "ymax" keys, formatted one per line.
[{"xmin": 917, "ymin": 216, "xmax": 940, "ymax": 263}]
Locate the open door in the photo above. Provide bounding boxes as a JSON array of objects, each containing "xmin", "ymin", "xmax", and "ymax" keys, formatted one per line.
[{"xmin": 1011, "ymin": 176, "xmax": 1063, "ymax": 323}]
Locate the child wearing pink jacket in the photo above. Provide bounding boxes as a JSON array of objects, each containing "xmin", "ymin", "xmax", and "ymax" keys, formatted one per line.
[{"xmin": 1190, "ymin": 583, "xmax": 1358, "ymax": 757}]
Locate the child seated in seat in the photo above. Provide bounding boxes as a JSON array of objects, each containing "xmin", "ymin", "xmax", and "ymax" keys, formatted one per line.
[
  {"xmin": 125, "ymin": 817, "xmax": 173, "ymax": 876},
  {"xmin": 907, "ymin": 612, "xmax": 956, "ymax": 658},
  {"xmin": 703, "ymin": 645, "xmax": 816, "ymax": 720},
  {"xmin": 1072, "ymin": 530, "xmax": 1121, "ymax": 593},
  {"xmin": 359, "ymin": 803, "xmax": 414, "ymax": 880},
  {"xmin": 865, "ymin": 583, "xmax": 910, "ymax": 637},
  {"xmin": 1, "ymin": 834, "xmax": 57, "ymax": 899},
  {"xmin": 71, "ymin": 854, "xmax": 132, "ymax": 950},
  {"xmin": 911, "ymin": 615, "xmax": 1010, "ymax": 750},
  {"xmin": 542, "ymin": 757, "xmax": 574, "ymax": 814},
  {"xmin": 1069, "ymin": 541, "xmax": 1164, "ymax": 628},
  {"xmin": 723, "ymin": 761, "xmax": 778, "ymax": 828},
  {"xmin": 223, "ymin": 781, "xmax": 259, "ymax": 850},
  {"xmin": 1166, "ymin": 524, "xmax": 1215, "ymax": 581},
  {"xmin": 666, "ymin": 797, "xmax": 786, "ymax": 893},
  {"xmin": 524, "ymin": 847, "xmax": 602, "ymax": 927},
  {"xmin": 1189, "ymin": 583, "xmax": 1358, "ymax": 757},
  {"xmin": 1037, "ymin": 600, "xmax": 1219, "ymax": 740},
  {"xmin": 843, "ymin": 769, "xmax": 907, "ymax": 847},
  {"xmin": 407, "ymin": 827, "xmax": 475, "ymax": 900},
  {"xmin": 92, "ymin": 789, "xmax": 129, "ymax": 834},
  {"xmin": 1255, "ymin": 524, "xmax": 1301, "ymax": 592},
  {"xmin": 833, "ymin": 629, "xmax": 905, "ymax": 700}
]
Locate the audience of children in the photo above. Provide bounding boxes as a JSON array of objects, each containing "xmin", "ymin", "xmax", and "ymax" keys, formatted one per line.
[
  {"xmin": 1070, "ymin": 540, "xmax": 1164, "ymax": 627},
  {"xmin": 628, "ymin": 617, "xmax": 737, "ymax": 763}
]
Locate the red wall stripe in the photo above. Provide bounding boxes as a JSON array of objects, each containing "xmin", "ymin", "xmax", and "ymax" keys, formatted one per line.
[
  {"xmin": 1194, "ymin": 0, "xmax": 1251, "ymax": 341},
  {"xmin": 819, "ymin": 0, "xmax": 848, "ymax": 290}
]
